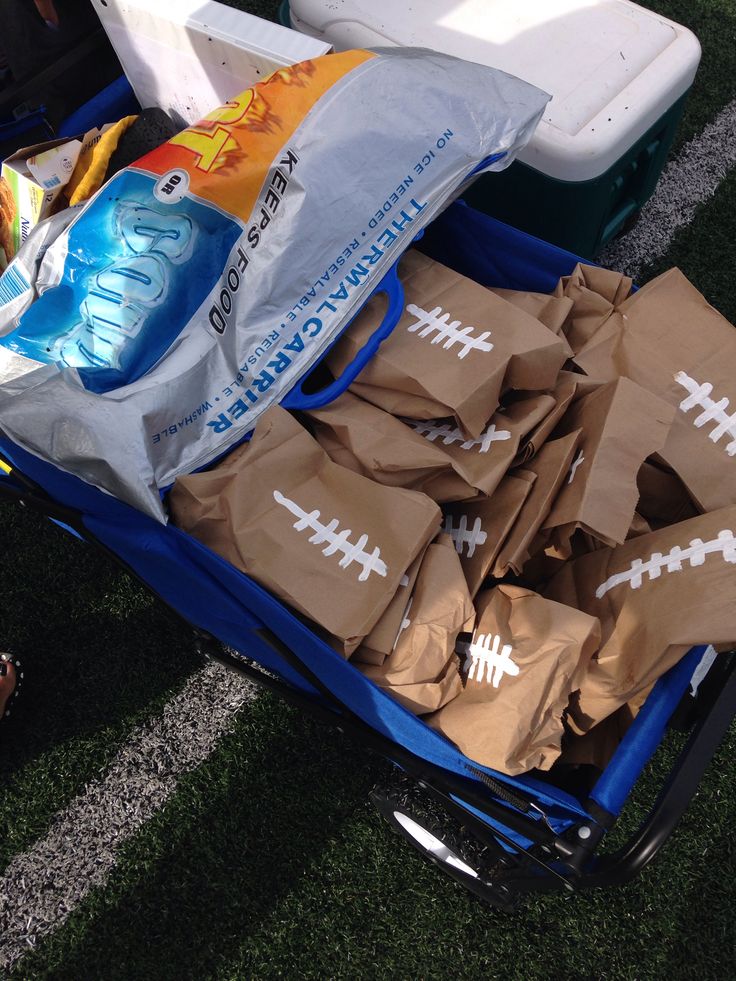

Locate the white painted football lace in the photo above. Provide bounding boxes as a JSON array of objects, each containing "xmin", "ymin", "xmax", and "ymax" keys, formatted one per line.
[
  {"xmin": 675, "ymin": 370, "xmax": 736, "ymax": 456},
  {"xmin": 273, "ymin": 490, "xmax": 388, "ymax": 582},
  {"xmin": 392, "ymin": 596, "xmax": 414, "ymax": 652},
  {"xmin": 443, "ymin": 513, "xmax": 488, "ymax": 559},
  {"xmin": 406, "ymin": 420, "xmax": 511, "ymax": 454},
  {"xmin": 567, "ymin": 449, "xmax": 585, "ymax": 484},
  {"xmin": 399, "ymin": 597, "xmax": 413, "ymax": 634},
  {"xmin": 595, "ymin": 529, "xmax": 736, "ymax": 599},
  {"xmin": 405, "ymin": 303, "xmax": 494, "ymax": 359},
  {"xmin": 457, "ymin": 634, "xmax": 520, "ymax": 687}
]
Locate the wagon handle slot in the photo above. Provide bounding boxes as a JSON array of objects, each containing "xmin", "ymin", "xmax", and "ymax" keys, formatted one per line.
[{"xmin": 281, "ymin": 260, "xmax": 404, "ymax": 411}]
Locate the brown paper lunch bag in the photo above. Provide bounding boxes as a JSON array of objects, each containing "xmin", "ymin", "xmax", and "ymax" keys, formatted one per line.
[
  {"xmin": 306, "ymin": 392, "xmax": 477, "ymax": 503},
  {"xmin": 442, "ymin": 473, "xmax": 535, "ymax": 597},
  {"xmin": 545, "ymin": 506, "xmax": 736, "ymax": 732},
  {"xmin": 542, "ymin": 377, "xmax": 675, "ymax": 548},
  {"xmin": 357, "ymin": 534, "xmax": 474, "ymax": 714},
  {"xmin": 425, "ymin": 584, "xmax": 601, "ymax": 775},
  {"xmin": 169, "ymin": 405, "xmax": 441, "ymax": 646},
  {"xmin": 328, "ymin": 249, "xmax": 567, "ymax": 438},
  {"xmin": 490, "ymin": 286, "xmax": 574, "ymax": 339},
  {"xmin": 574, "ymin": 268, "xmax": 736, "ymax": 512},
  {"xmin": 553, "ymin": 262, "xmax": 632, "ymax": 355},
  {"xmin": 493, "ymin": 430, "xmax": 582, "ymax": 577},
  {"xmin": 401, "ymin": 391, "xmax": 557, "ymax": 498},
  {"xmin": 351, "ymin": 545, "xmax": 426, "ymax": 666}
]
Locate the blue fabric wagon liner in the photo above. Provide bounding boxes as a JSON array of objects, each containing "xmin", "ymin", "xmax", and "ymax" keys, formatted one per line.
[{"xmin": 1, "ymin": 200, "xmax": 733, "ymax": 905}]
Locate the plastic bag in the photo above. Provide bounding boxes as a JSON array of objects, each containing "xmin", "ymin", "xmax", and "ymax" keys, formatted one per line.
[{"xmin": 0, "ymin": 48, "xmax": 547, "ymax": 520}]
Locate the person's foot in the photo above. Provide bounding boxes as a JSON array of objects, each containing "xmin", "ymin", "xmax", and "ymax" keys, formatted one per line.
[{"xmin": 0, "ymin": 654, "xmax": 19, "ymax": 719}]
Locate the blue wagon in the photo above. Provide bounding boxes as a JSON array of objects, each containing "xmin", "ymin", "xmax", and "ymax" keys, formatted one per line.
[{"xmin": 1, "ymin": 200, "xmax": 733, "ymax": 907}]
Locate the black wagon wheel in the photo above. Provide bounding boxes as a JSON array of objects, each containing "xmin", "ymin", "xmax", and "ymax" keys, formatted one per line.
[{"xmin": 371, "ymin": 770, "xmax": 525, "ymax": 908}]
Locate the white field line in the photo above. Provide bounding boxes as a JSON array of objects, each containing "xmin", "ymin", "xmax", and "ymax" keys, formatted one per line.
[
  {"xmin": 0, "ymin": 660, "xmax": 256, "ymax": 972},
  {"xmin": 599, "ymin": 98, "xmax": 736, "ymax": 279}
]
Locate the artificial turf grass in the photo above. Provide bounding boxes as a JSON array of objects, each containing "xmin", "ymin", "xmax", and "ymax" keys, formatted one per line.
[
  {"xmin": 8, "ymin": 693, "xmax": 735, "ymax": 981},
  {"xmin": 646, "ymin": 0, "xmax": 736, "ymax": 154},
  {"xmin": 2, "ymin": 0, "xmax": 736, "ymax": 973},
  {"xmin": 7, "ymin": 694, "xmax": 389, "ymax": 981},
  {"xmin": 639, "ymin": 164, "xmax": 736, "ymax": 320},
  {"xmin": 0, "ymin": 504, "xmax": 202, "ymax": 871}
]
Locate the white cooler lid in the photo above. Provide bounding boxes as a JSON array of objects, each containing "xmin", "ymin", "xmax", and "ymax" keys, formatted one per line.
[{"xmin": 289, "ymin": 0, "xmax": 701, "ymax": 181}]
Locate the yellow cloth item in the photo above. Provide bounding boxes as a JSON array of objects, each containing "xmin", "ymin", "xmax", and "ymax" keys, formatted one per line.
[{"xmin": 66, "ymin": 115, "xmax": 138, "ymax": 207}]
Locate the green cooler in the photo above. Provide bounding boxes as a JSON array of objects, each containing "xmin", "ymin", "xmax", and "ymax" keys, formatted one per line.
[{"xmin": 285, "ymin": 0, "xmax": 701, "ymax": 258}]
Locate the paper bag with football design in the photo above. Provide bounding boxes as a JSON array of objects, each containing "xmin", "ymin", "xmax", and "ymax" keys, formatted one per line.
[
  {"xmin": 425, "ymin": 584, "xmax": 601, "ymax": 775},
  {"xmin": 542, "ymin": 377, "xmax": 674, "ymax": 548},
  {"xmin": 169, "ymin": 405, "xmax": 440, "ymax": 646},
  {"xmin": 402, "ymin": 391, "xmax": 556, "ymax": 497},
  {"xmin": 442, "ymin": 473, "xmax": 535, "ymax": 596},
  {"xmin": 544, "ymin": 507, "xmax": 736, "ymax": 732},
  {"xmin": 357, "ymin": 534, "xmax": 474, "ymax": 714},
  {"xmin": 306, "ymin": 392, "xmax": 477, "ymax": 503},
  {"xmin": 328, "ymin": 249, "xmax": 567, "ymax": 438},
  {"xmin": 574, "ymin": 269, "xmax": 736, "ymax": 511}
]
